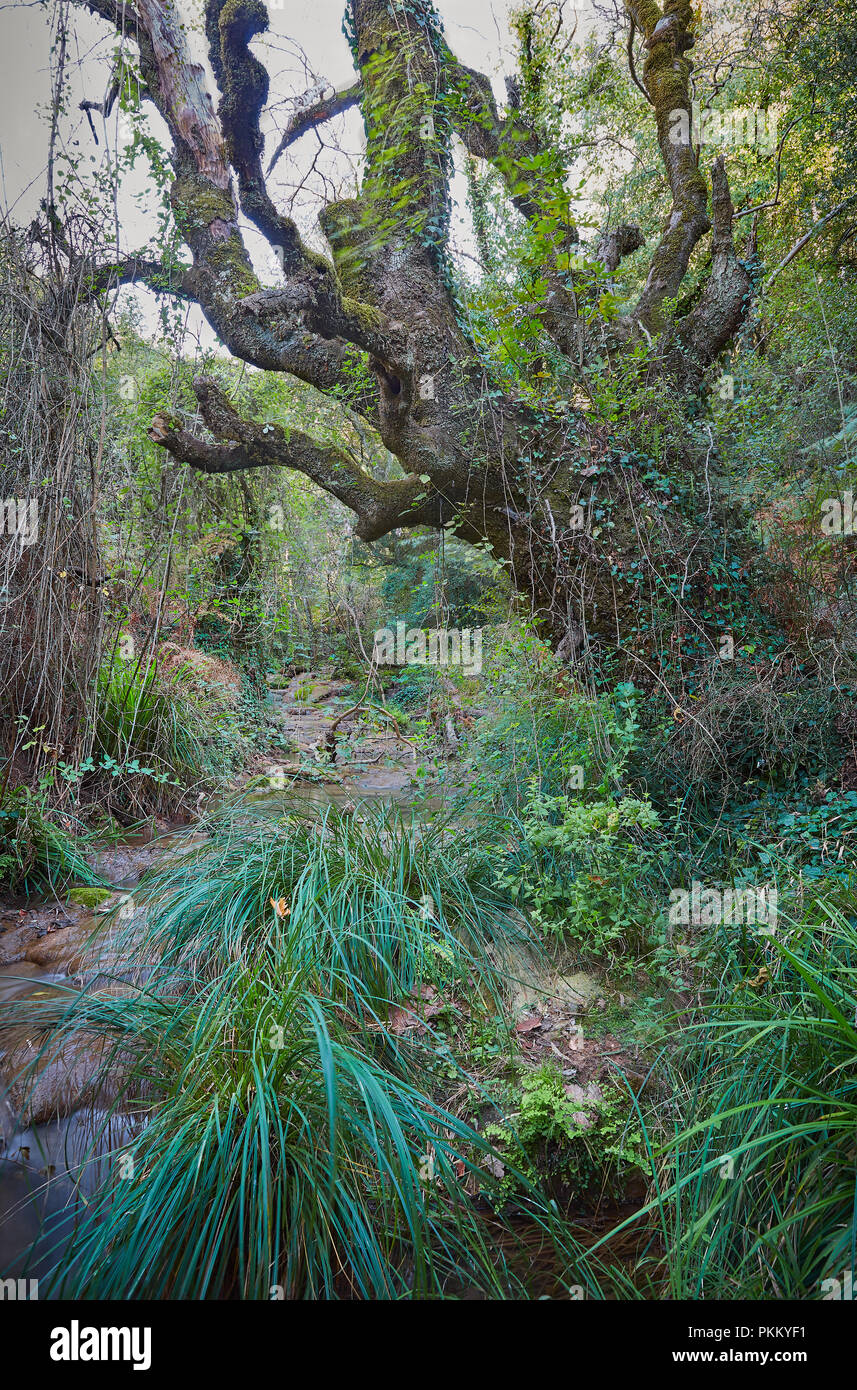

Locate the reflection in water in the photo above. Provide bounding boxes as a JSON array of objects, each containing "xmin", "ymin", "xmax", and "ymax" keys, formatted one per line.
[{"xmin": 0, "ymin": 1107, "xmax": 140, "ymax": 1288}]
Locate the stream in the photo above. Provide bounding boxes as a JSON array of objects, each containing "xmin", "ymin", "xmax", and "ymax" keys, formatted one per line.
[
  {"xmin": 0, "ymin": 673, "xmax": 434, "ymax": 1290},
  {"xmin": 0, "ymin": 673, "xmax": 643, "ymax": 1295}
]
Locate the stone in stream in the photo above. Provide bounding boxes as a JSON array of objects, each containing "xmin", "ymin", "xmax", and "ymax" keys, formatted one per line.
[
  {"xmin": 19, "ymin": 902, "xmax": 142, "ymax": 980},
  {"xmin": 22, "ymin": 917, "xmax": 100, "ymax": 971},
  {"xmin": 0, "ymin": 896, "xmax": 147, "ymax": 1129},
  {"xmin": 65, "ymin": 886, "xmax": 114, "ymax": 910},
  {"xmin": 0, "ymin": 985, "xmax": 138, "ymax": 1128}
]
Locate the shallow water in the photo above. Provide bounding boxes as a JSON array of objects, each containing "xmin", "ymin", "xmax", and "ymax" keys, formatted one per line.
[
  {"xmin": 0, "ymin": 680, "xmax": 455, "ymax": 1290},
  {"xmin": 0, "ymin": 1104, "xmax": 140, "ymax": 1286},
  {"xmin": 0, "ymin": 881, "xmax": 150, "ymax": 1286},
  {"xmin": 0, "ymin": 963, "xmax": 71, "ymax": 1003}
]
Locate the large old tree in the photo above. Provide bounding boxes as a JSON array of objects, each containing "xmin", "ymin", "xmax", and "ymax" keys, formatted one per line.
[{"xmin": 72, "ymin": 0, "xmax": 758, "ymax": 668}]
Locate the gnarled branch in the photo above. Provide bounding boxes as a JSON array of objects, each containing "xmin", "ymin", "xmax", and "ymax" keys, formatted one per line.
[
  {"xmin": 149, "ymin": 376, "xmax": 439, "ymax": 542},
  {"xmin": 446, "ymin": 57, "xmax": 581, "ymax": 355},
  {"xmin": 623, "ymin": 1, "xmax": 710, "ymax": 329},
  {"xmin": 595, "ymin": 223, "xmax": 646, "ymax": 274},
  {"xmin": 678, "ymin": 155, "xmax": 753, "ymax": 374}
]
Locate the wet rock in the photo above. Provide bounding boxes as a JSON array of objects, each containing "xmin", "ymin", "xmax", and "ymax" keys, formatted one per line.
[
  {"xmin": 0, "ymin": 900, "xmax": 90, "ymax": 967},
  {"xmin": 66, "ymin": 886, "xmax": 113, "ymax": 909},
  {"xmin": 87, "ymin": 837, "xmax": 171, "ymax": 885},
  {"xmin": 0, "ymin": 922, "xmax": 41, "ymax": 967},
  {"xmin": 24, "ymin": 918, "xmax": 99, "ymax": 971},
  {"xmin": 2, "ymin": 1032, "xmax": 119, "ymax": 1127}
]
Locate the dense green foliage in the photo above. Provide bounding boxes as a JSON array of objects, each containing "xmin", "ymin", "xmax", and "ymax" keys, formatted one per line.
[{"xmin": 1, "ymin": 0, "xmax": 856, "ymax": 1308}]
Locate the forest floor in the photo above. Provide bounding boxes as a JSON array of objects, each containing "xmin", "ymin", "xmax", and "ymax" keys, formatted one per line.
[{"xmin": 0, "ymin": 668, "xmax": 652, "ymax": 1287}]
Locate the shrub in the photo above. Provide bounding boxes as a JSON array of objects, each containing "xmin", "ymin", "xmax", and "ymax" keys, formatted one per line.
[{"xmin": 493, "ymin": 788, "xmax": 666, "ymax": 964}]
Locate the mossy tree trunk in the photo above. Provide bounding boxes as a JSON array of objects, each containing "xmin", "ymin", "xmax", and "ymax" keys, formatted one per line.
[{"xmin": 73, "ymin": 0, "xmax": 756, "ymax": 670}]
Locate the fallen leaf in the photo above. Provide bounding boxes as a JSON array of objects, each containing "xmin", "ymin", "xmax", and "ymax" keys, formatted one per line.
[
  {"xmin": 515, "ymin": 1014, "xmax": 543, "ymax": 1034},
  {"xmin": 270, "ymin": 897, "xmax": 290, "ymax": 919},
  {"xmin": 387, "ymin": 1004, "xmax": 422, "ymax": 1035}
]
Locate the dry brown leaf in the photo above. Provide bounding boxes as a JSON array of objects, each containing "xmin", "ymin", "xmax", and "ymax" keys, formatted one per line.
[
  {"xmin": 387, "ymin": 1004, "xmax": 422, "ymax": 1035},
  {"xmin": 515, "ymin": 1014, "xmax": 543, "ymax": 1034}
]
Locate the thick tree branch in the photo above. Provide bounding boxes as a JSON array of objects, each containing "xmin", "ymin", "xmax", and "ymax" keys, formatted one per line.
[
  {"xmin": 205, "ymin": 0, "xmax": 305, "ymax": 272},
  {"xmin": 87, "ymin": 254, "xmax": 192, "ymax": 297},
  {"xmin": 135, "ymin": 0, "xmax": 231, "ymax": 191},
  {"xmin": 324, "ymin": 0, "xmax": 457, "ymax": 341},
  {"xmin": 678, "ymin": 155, "xmax": 753, "ymax": 373},
  {"xmin": 72, "ymin": 0, "xmax": 394, "ymax": 413},
  {"xmin": 446, "ymin": 57, "xmax": 581, "ymax": 355},
  {"xmin": 149, "ymin": 376, "xmax": 438, "ymax": 541},
  {"xmin": 595, "ymin": 223, "xmax": 646, "ymax": 274},
  {"xmin": 205, "ymin": 0, "xmax": 406, "ymax": 370},
  {"xmin": 446, "ymin": 61, "xmax": 571, "ymax": 231},
  {"xmin": 623, "ymin": 1, "xmax": 711, "ymax": 329}
]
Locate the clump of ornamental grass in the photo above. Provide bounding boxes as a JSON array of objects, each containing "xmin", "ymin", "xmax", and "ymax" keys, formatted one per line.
[
  {"xmin": 91, "ymin": 658, "xmax": 224, "ymax": 815},
  {"xmin": 38, "ymin": 972, "xmax": 582, "ymax": 1298},
  {"xmin": 592, "ymin": 892, "xmax": 857, "ymax": 1299},
  {"xmin": 126, "ymin": 800, "xmax": 532, "ymax": 1015},
  {"xmin": 0, "ymin": 784, "xmax": 97, "ymax": 894}
]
